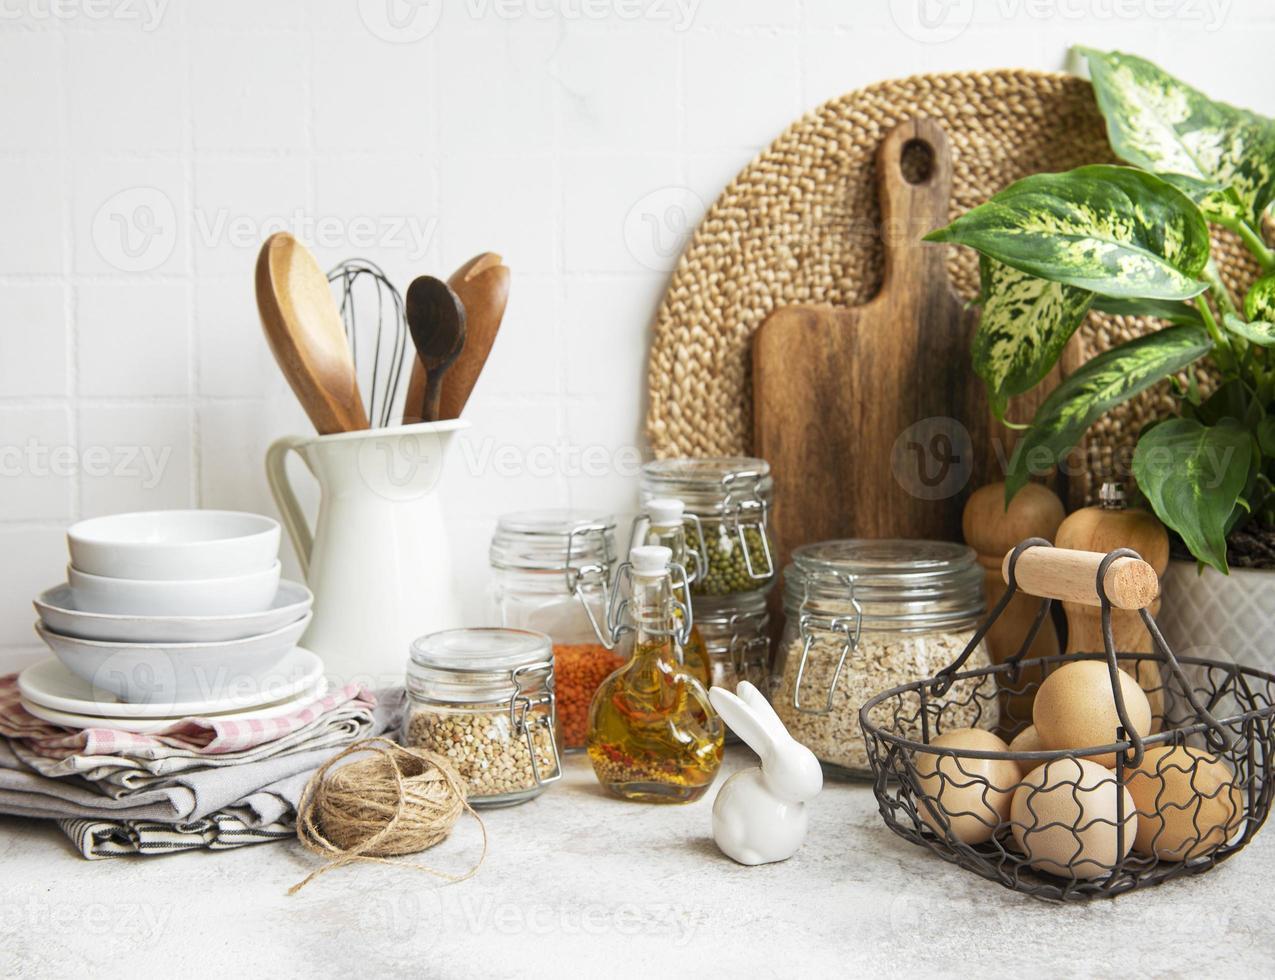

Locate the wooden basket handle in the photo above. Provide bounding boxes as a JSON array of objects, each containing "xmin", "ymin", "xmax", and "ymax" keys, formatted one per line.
[{"xmin": 1001, "ymin": 546, "xmax": 1159, "ymax": 610}]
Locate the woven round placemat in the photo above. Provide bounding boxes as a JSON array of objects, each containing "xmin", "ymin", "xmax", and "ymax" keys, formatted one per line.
[{"xmin": 645, "ymin": 69, "xmax": 1262, "ymax": 505}]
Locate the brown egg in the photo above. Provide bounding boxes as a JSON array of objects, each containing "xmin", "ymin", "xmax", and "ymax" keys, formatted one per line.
[
  {"xmin": 1124, "ymin": 746, "xmax": 1244, "ymax": 861},
  {"xmin": 916, "ymin": 728, "xmax": 1019, "ymax": 845},
  {"xmin": 1009, "ymin": 725, "xmax": 1045, "ymax": 779},
  {"xmin": 1011, "ymin": 757, "xmax": 1137, "ymax": 879},
  {"xmin": 1034, "ymin": 660, "xmax": 1152, "ymax": 768}
]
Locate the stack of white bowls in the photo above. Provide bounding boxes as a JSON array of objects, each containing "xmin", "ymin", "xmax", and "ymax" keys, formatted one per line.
[{"xmin": 25, "ymin": 511, "xmax": 320, "ymax": 731}]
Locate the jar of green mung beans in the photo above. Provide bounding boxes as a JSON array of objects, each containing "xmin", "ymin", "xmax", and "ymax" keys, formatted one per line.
[{"xmin": 639, "ymin": 458, "xmax": 775, "ymax": 598}]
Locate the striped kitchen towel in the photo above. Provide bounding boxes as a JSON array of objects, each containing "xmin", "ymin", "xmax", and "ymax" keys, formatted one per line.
[{"xmin": 61, "ymin": 808, "xmax": 295, "ymax": 859}]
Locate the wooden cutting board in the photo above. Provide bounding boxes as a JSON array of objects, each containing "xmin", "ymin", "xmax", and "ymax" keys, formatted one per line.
[{"xmin": 753, "ymin": 117, "xmax": 1061, "ymax": 562}]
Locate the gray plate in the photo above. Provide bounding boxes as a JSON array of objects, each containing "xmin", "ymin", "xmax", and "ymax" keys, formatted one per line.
[
  {"xmin": 33, "ymin": 614, "xmax": 313, "ymax": 706},
  {"xmin": 34, "ymin": 580, "xmax": 313, "ymax": 643}
]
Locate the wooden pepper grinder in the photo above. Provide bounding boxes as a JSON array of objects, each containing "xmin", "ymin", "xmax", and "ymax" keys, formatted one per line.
[
  {"xmin": 1054, "ymin": 482, "xmax": 1169, "ymax": 728},
  {"xmin": 962, "ymin": 481, "xmax": 1066, "ymax": 735}
]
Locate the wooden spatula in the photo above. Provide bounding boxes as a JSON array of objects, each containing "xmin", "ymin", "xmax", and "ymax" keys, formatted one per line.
[
  {"xmin": 753, "ymin": 118, "xmax": 1062, "ymax": 564},
  {"xmin": 255, "ymin": 232, "xmax": 369, "ymax": 435},
  {"xmin": 404, "ymin": 252, "xmax": 510, "ymax": 421}
]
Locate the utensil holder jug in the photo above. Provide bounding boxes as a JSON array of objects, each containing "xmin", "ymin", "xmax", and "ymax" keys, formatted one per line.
[{"xmin": 266, "ymin": 420, "xmax": 468, "ymax": 685}]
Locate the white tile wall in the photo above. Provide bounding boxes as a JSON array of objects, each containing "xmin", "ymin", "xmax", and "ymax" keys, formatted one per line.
[{"xmin": 0, "ymin": 3, "xmax": 1272, "ymax": 663}]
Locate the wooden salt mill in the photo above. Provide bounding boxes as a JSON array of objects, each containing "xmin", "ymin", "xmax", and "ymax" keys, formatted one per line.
[
  {"xmin": 1054, "ymin": 482, "xmax": 1169, "ymax": 727},
  {"xmin": 962, "ymin": 481, "xmax": 1066, "ymax": 735}
]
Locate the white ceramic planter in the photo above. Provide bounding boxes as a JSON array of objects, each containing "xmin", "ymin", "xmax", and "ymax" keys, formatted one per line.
[{"xmin": 1157, "ymin": 559, "xmax": 1275, "ymax": 672}]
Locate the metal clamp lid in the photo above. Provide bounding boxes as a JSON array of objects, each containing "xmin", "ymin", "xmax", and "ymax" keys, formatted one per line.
[
  {"xmin": 564, "ymin": 521, "xmax": 617, "ymax": 648},
  {"xmin": 792, "ymin": 571, "xmax": 863, "ymax": 715},
  {"xmin": 604, "ymin": 559, "xmax": 694, "ymax": 650},
  {"xmin": 508, "ymin": 661, "xmax": 562, "ymax": 788},
  {"xmin": 718, "ymin": 469, "xmax": 773, "ymax": 581}
]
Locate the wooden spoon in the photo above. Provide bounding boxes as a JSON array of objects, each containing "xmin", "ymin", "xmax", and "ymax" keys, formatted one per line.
[
  {"xmin": 255, "ymin": 232, "xmax": 369, "ymax": 435},
  {"xmin": 404, "ymin": 252, "xmax": 510, "ymax": 421},
  {"xmin": 406, "ymin": 276, "xmax": 467, "ymax": 423}
]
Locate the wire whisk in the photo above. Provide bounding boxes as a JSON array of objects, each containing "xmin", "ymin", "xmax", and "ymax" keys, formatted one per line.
[{"xmin": 327, "ymin": 258, "xmax": 407, "ymax": 429}]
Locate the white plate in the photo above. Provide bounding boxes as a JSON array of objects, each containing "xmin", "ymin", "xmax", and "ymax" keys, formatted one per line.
[
  {"xmin": 35, "ymin": 613, "xmax": 311, "ymax": 705},
  {"xmin": 19, "ymin": 678, "xmax": 329, "ymax": 734},
  {"xmin": 17, "ymin": 647, "xmax": 325, "ymax": 718},
  {"xmin": 34, "ymin": 580, "xmax": 313, "ymax": 643},
  {"xmin": 67, "ymin": 561, "xmax": 282, "ymax": 617},
  {"xmin": 67, "ymin": 509, "xmax": 280, "ymax": 581}
]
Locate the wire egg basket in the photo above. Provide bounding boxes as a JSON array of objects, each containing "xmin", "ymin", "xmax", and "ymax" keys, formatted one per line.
[{"xmin": 859, "ymin": 539, "xmax": 1275, "ymax": 901}]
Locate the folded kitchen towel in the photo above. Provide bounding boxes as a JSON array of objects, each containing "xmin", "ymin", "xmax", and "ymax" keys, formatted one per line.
[
  {"xmin": 0, "ymin": 688, "xmax": 406, "ymax": 859},
  {"xmin": 3, "ymin": 681, "xmax": 379, "ymax": 796}
]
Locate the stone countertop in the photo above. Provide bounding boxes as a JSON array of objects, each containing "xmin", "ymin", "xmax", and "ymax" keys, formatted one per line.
[{"xmin": 1, "ymin": 748, "xmax": 1271, "ymax": 979}]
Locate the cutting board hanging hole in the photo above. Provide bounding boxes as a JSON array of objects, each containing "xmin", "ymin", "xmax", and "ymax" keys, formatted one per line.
[{"xmin": 899, "ymin": 139, "xmax": 935, "ymax": 186}]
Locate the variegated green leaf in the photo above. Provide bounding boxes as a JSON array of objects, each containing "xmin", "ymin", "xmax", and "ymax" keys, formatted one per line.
[
  {"xmin": 973, "ymin": 257, "xmax": 1094, "ymax": 420},
  {"xmin": 1006, "ymin": 324, "xmax": 1213, "ymax": 500},
  {"xmin": 1245, "ymin": 274, "xmax": 1275, "ymax": 322},
  {"xmin": 926, "ymin": 165, "xmax": 1210, "ymax": 301},
  {"xmin": 1133, "ymin": 418, "xmax": 1251, "ymax": 573},
  {"xmin": 1092, "ymin": 295, "xmax": 1205, "ymax": 327},
  {"xmin": 1080, "ymin": 48, "xmax": 1275, "ymax": 225},
  {"xmin": 1223, "ymin": 313, "xmax": 1275, "ymax": 347}
]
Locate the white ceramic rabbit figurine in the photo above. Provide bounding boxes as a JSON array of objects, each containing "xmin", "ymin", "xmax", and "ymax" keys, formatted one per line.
[{"xmin": 708, "ymin": 681, "xmax": 823, "ymax": 866}]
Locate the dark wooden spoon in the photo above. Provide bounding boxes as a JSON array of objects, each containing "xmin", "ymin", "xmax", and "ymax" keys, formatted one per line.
[{"xmin": 405, "ymin": 276, "xmax": 467, "ymax": 423}]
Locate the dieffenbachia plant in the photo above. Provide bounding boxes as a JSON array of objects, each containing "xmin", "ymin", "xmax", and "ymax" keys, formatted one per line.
[{"xmin": 926, "ymin": 48, "xmax": 1275, "ymax": 573}]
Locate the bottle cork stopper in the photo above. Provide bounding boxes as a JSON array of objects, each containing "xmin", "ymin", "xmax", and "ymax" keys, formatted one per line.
[
  {"xmin": 647, "ymin": 498, "xmax": 685, "ymax": 528},
  {"xmin": 630, "ymin": 545, "xmax": 671, "ymax": 576}
]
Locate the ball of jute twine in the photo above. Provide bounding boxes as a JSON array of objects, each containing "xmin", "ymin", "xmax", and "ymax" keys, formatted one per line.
[
  {"xmin": 288, "ymin": 737, "xmax": 486, "ymax": 895},
  {"xmin": 644, "ymin": 69, "xmax": 1263, "ymax": 506}
]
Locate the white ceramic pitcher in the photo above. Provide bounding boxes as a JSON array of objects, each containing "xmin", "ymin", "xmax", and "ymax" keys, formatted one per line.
[{"xmin": 266, "ymin": 420, "xmax": 467, "ymax": 686}]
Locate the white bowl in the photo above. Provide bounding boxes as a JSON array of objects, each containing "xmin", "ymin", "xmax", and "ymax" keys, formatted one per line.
[
  {"xmin": 66, "ymin": 510, "xmax": 280, "ymax": 581},
  {"xmin": 33, "ymin": 613, "xmax": 311, "ymax": 705},
  {"xmin": 67, "ymin": 561, "xmax": 282, "ymax": 617},
  {"xmin": 35, "ymin": 580, "xmax": 313, "ymax": 643}
]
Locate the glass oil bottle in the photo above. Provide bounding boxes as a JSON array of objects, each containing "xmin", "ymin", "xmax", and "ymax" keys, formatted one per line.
[
  {"xmin": 586, "ymin": 545, "xmax": 724, "ymax": 803},
  {"xmin": 633, "ymin": 498, "xmax": 712, "ymax": 690}
]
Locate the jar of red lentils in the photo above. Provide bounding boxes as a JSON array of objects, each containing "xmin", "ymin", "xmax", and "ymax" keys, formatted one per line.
[{"xmin": 490, "ymin": 510, "xmax": 623, "ymax": 752}]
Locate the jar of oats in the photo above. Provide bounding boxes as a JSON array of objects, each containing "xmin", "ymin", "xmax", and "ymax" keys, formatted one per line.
[
  {"xmin": 403, "ymin": 628, "xmax": 561, "ymax": 807},
  {"xmin": 772, "ymin": 540, "xmax": 993, "ymax": 780}
]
